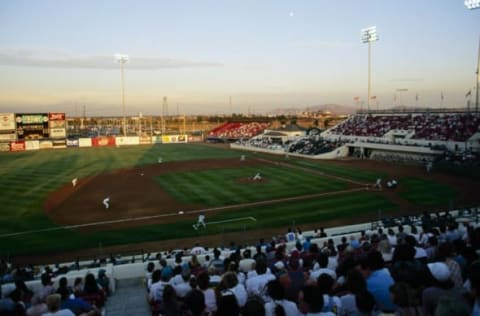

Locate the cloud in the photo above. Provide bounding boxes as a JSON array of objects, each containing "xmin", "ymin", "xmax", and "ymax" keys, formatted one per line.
[{"xmin": 0, "ymin": 49, "xmax": 223, "ymax": 70}]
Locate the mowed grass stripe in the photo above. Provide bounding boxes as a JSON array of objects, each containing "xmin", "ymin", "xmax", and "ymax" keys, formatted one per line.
[
  {"xmin": 155, "ymin": 166, "xmax": 347, "ymax": 206},
  {"xmin": 398, "ymin": 178, "xmax": 457, "ymax": 206}
]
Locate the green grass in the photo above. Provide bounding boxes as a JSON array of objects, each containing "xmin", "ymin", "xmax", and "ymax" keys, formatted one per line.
[
  {"xmin": 398, "ymin": 178, "xmax": 457, "ymax": 206},
  {"xmin": 0, "ymin": 144, "xmax": 464, "ymax": 256},
  {"xmin": 154, "ymin": 166, "xmax": 346, "ymax": 206}
]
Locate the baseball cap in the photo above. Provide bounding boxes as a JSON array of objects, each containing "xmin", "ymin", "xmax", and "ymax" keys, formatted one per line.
[{"xmin": 427, "ymin": 262, "xmax": 451, "ymax": 282}]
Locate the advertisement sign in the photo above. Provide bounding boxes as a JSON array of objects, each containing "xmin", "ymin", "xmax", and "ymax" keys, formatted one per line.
[
  {"xmin": 115, "ymin": 136, "xmax": 139, "ymax": 146},
  {"xmin": 48, "ymin": 113, "xmax": 65, "ymax": 121},
  {"xmin": 66, "ymin": 139, "xmax": 79, "ymax": 147},
  {"xmin": 39, "ymin": 140, "xmax": 53, "ymax": 149},
  {"xmin": 92, "ymin": 136, "xmax": 116, "ymax": 147},
  {"xmin": 25, "ymin": 140, "xmax": 40, "ymax": 151},
  {"xmin": 49, "ymin": 120, "xmax": 66, "ymax": 128},
  {"xmin": 50, "ymin": 128, "xmax": 67, "ymax": 138},
  {"xmin": 0, "ymin": 113, "xmax": 15, "ymax": 131},
  {"xmin": 139, "ymin": 136, "xmax": 151, "ymax": 144},
  {"xmin": 0, "ymin": 143, "xmax": 10, "ymax": 152},
  {"xmin": 52, "ymin": 139, "xmax": 66, "ymax": 148},
  {"xmin": 10, "ymin": 141, "xmax": 25, "ymax": 152},
  {"xmin": 16, "ymin": 113, "xmax": 49, "ymax": 139},
  {"xmin": 188, "ymin": 135, "xmax": 203, "ymax": 142},
  {"xmin": 78, "ymin": 138, "xmax": 92, "ymax": 147},
  {"xmin": 151, "ymin": 136, "xmax": 163, "ymax": 144},
  {"xmin": 161, "ymin": 135, "xmax": 188, "ymax": 144},
  {"xmin": 0, "ymin": 131, "xmax": 17, "ymax": 142}
]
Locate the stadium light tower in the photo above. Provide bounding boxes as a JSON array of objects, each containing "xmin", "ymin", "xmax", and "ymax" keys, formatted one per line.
[
  {"xmin": 361, "ymin": 26, "xmax": 379, "ymax": 112},
  {"xmin": 464, "ymin": 0, "xmax": 480, "ymax": 112},
  {"xmin": 115, "ymin": 54, "xmax": 129, "ymax": 136}
]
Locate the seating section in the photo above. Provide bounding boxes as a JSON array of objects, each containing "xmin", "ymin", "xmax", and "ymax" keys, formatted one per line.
[
  {"xmin": 209, "ymin": 122, "xmax": 270, "ymax": 139},
  {"xmin": 329, "ymin": 113, "xmax": 480, "ymax": 141}
]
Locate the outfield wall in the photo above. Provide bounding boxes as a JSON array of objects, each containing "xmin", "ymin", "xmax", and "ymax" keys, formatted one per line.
[{"xmin": 229, "ymin": 143, "xmax": 350, "ymax": 159}]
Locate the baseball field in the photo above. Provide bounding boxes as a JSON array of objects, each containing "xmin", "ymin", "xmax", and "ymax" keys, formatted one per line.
[{"xmin": 0, "ymin": 143, "xmax": 477, "ymax": 263}]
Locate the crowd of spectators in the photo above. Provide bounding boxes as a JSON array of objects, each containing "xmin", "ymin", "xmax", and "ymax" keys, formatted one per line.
[
  {"xmin": 140, "ymin": 210, "xmax": 480, "ymax": 316},
  {"xmin": 287, "ymin": 138, "xmax": 345, "ymax": 155},
  {"xmin": 209, "ymin": 122, "xmax": 270, "ymax": 139},
  {"xmin": 329, "ymin": 113, "xmax": 480, "ymax": 142},
  {"xmin": 0, "ymin": 267, "xmax": 109, "ymax": 315}
]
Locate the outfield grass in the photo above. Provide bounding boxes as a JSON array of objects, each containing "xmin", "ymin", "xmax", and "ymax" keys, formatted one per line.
[
  {"xmin": 0, "ymin": 144, "xmax": 463, "ymax": 257},
  {"xmin": 397, "ymin": 178, "xmax": 457, "ymax": 206},
  {"xmin": 154, "ymin": 166, "xmax": 346, "ymax": 206}
]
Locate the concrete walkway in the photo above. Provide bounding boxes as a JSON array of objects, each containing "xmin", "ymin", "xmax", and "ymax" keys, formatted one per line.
[{"xmin": 104, "ymin": 278, "xmax": 150, "ymax": 315}]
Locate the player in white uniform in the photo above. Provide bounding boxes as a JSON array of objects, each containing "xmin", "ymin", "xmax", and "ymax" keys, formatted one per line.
[
  {"xmin": 103, "ymin": 197, "xmax": 110, "ymax": 209},
  {"xmin": 253, "ymin": 172, "xmax": 262, "ymax": 181},
  {"xmin": 158, "ymin": 157, "xmax": 163, "ymax": 164},
  {"xmin": 193, "ymin": 214, "xmax": 206, "ymax": 230},
  {"xmin": 72, "ymin": 178, "xmax": 78, "ymax": 187},
  {"xmin": 374, "ymin": 178, "xmax": 382, "ymax": 190}
]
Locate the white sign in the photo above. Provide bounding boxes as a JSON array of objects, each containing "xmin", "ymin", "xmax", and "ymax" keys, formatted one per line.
[
  {"xmin": 0, "ymin": 113, "xmax": 15, "ymax": 130},
  {"xmin": 50, "ymin": 128, "xmax": 66, "ymax": 138},
  {"xmin": 79, "ymin": 138, "xmax": 92, "ymax": 147},
  {"xmin": 25, "ymin": 140, "xmax": 40, "ymax": 151}
]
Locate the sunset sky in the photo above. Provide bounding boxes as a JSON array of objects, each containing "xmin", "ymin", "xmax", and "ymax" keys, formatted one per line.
[{"xmin": 0, "ymin": 0, "xmax": 479, "ymax": 116}]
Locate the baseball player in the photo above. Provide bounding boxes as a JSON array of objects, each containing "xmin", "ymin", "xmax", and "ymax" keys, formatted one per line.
[
  {"xmin": 103, "ymin": 197, "xmax": 110, "ymax": 209},
  {"xmin": 253, "ymin": 172, "xmax": 262, "ymax": 181},
  {"xmin": 374, "ymin": 177, "xmax": 382, "ymax": 190},
  {"xmin": 193, "ymin": 214, "xmax": 206, "ymax": 230},
  {"xmin": 240, "ymin": 154, "xmax": 245, "ymax": 161},
  {"xmin": 158, "ymin": 157, "xmax": 163, "ymax": 164},
  {"xmin": 72, "ymin": 178, "xmax": 78, "ymax": 187}
]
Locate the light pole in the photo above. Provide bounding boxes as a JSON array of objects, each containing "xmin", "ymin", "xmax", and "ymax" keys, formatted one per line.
[
  {"xmin": 115, "ymin": 54, "xmax": 129, "ymax": 136},
  {"xmin": 396, "ymin": 89, "xmax": 408, "ymax": 107},
  {"xmin": 361, "ymin": 26, "xmax": 379, "ymax": 112},
  {"xmin": 464, "ymin": 0, "xmax": 480, "ymax": 113}
]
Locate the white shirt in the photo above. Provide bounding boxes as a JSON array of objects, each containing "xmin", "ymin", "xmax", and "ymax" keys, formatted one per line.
[
  {"xmin": 202, "ymin": 288, "xmax": 217, "ymax": 313},
  {"xmin": 230, "ymin": 283, "xmax": 248, "ymax": 307},
  {"xmin": 239, "ymin": 258, "xmax": 256, "ymax": 273},
  {"xmin": 42, "ymin": 310, "xmax": 75, "ymax": 316},
  {"xmin": 265, "ymin": 299, "xmax": 300, "ymax": 316},
  {"xmin": 149, "ymin": 280, "xmax": 169, "ymax": 302},
  {"xmin": 309, "ymin": 268, "xmax": 336, "ymax": 282},
  {"xmin": 191, "ymin": 246, "xmax": 206, "ymax": 255},
  {"xmin": 246, "ymin": 273, "xmax": 276, "ymax": 301},
  {"xmin": 174, "ymin": 282, "xmax": 191, "ymax": 298}
]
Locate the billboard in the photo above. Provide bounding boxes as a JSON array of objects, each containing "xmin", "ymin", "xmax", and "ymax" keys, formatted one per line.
[
  {"xmin": 66, "ymin": 138, "xmax": 79, "ymax": 147},
  {"xmin": 52, "ymin": 139, "xmax": 66, "ymax": 149},
  {"xmin": 0, "ymin": 113, "xmax": 15, "ymax": 131},
  {"xmin": 161, "ymin": 135, "xmax": 188, "ymax": 144},
  {"xmin": 115, "ymin": 136, "xmax": 139, "ymax": 146},
  {"xmin": 25, "ymin": 140, "xmax": 40, "ymax": 151},
  {"xmin": 79, "ymin": 138, "xmax": 92, "ymax": 147},
  {"xmin": 50, "ymin": 128, "xmax": 67, "ymax": 138},
  {"xmin": 39, "ymin": 140, "xmax": 53, "ymax": 149},
  {"xmin": 0, "ymin": 131, "xmax": 17, "ymax": 142},
  {"xmin": 48, "ymin": 113, "xmax": 65, "ymax": 121},
  {"xmin": 92, "ymin": 136, "xmax": 116, "ymax": 147},
  {"xmin": 0, "ymin": 143, "xmax": 10, "ymax": 152},
  {"xmin": 10, "ymin": 141, "xmax": 26, "ymax": 152},
  {"xmin": 139, "ymin": 136, "xmax": 151, "ymax": 144},
  {"xmin": 16, "ymin": 113, "xmax": 49, "ymax": 140}
]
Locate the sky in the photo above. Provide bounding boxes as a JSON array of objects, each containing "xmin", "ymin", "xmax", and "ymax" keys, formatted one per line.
[{"xmin": 0, "ymin": 0, "xmax": 479, "ymax": 116}]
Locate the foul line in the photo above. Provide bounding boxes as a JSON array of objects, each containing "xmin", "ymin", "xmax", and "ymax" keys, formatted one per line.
[
  {"xmin": 0, "ymin": 187, "xmax": 366, "ymax": 238},
  {"xmin": 206, "ymin": 217, "xmax": 257, "ymax": 225}
]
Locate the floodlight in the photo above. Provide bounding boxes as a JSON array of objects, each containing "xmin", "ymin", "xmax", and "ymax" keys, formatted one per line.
[
  {"xmin": 114, "ymin": 53, "xmax": 129, "ymax": 136},
  {"xmin": 361, "ymin": 26, "xmax": 379, "ymax": 111},
  {"xmin": 465, "ymin": 0, "xmax": 480, "ymax": 9}
]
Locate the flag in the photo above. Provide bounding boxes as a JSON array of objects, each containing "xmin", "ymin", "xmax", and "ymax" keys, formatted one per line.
[
  {"xmin": 370, "ymin": 96, "xmax": 377, "ymax": 100},
  {"xmin": 466, "ymin": 90, "xmax": 471, "ymax": 98},
  {"xmin": 415, "ymin": 93, "xmax": 419, "ymax": 101},
  {"xmin": 441, "ymin": 91, "xmax": 444, "ymax": 101}
]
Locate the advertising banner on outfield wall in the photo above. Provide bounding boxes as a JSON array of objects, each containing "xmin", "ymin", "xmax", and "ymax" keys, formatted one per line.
[
  {"xmin": 10, "ymin": 141, "xmax": 25, "ymax": 152},
  {"xmin": 115, "ymin": 136, "xmax": 139, "ymax": 146},
  {"xmin": 162, "ymin": 135, "xmax": 188, "ymax": 144},
  {"xmin": 25, "ymin": 140, "xmax": 40, "ymax": 151},
  {"xmin": 188, "ymin": 135, "xmax": 203, "ymax": 142},
  {"xmin": 0, "ymin": 143, "xmax": 10, "ymax": 152},
  {"xmin": 139, "ymin": 136, "xmax": 151, "ymax": 144},
  {"xmin": 0, "ymin": 113, "xmax": 15, "ymax": 131},
  {"xmin": 0, "ymin": 131, "xmax": 17, "ymax": 142},
  {"xmin": 49, "ymin": 120, "xmax": 66, "ymax": 129},
  {"xmin": 39, "ymin": 140, "xmax": 53, "ymax": 149},
  {"xmin": 151, "ymin": 136, "xmax": 162, "ymax": 144},
  {"xmin": 79, "ymin": 138, "xmax": 92, "ymax": 147},
  {"xmin": 92, "ymin": 136, "xmax": 116, "ymax": 147},
  {"xmin": 52, "ymin": 139, "xmax": 66, "ymax": 149},
  {"xmin": 66, "ymin": 139, "xmax": 79, "ymax": 147},
  {"xmin": 48, "ymin": 113, "xmax": 65, "ymax": 121}
]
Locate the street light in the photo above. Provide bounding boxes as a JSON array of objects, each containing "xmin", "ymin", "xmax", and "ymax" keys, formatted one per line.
[
  {"xmin": 115, "ymin": 54, "xmax": 129, "ymax": 136},
  {"xmin": 361, "ymin": 26, "xmax": 379, "ymax": 112}
]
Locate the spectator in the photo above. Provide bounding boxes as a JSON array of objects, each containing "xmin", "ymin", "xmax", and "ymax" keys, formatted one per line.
[
  {"xmin": 184, "ymin": 289, "xmax": 205, "ymax": 316},
  {"xmin": 43, "ymin": 294, "xmax": 74, "ymax": 316},
  {"xmin": 160, "ymin": 284, "xmax": 181, "ymax": 316},
  {"xmin": 264, "ymin": 279, "xmax": 299, "ymax": 316},
  {"xmin": 197, "ymin": 271, "xmax": 216, "ymax": 314},
  {"xmin": 26, "ymin": 295, "xmax": 48, "ymax": 316},
  {"xmin": 298, "ymin": 285, "xmax": 333, "ymax": 316},
  {"xmin": 216, "ymin": 290, "xmax": 240, "ymax": 316},
  {"xmin": 241, "ymin": 297, "xmax": 265, "ymax": 316},
  {"xmin": 357, "ymin": 250, "xmax": 395, "ymax": 313},
  {"xmin": 316, "ymin": 274, "xmax": 342, "ymax": 315},
  {"xmin": 245, "ymin": 260, "xmax": 275, "ymax": 302},
  {"xmin": 389, "ymin": 282, "xmax": 421, "ymax": 316}
]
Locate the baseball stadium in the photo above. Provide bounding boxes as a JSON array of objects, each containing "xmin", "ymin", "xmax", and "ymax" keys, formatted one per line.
[{"xmin": 1, "ymin": 2, "xmax": 480, "ymax": 315}]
